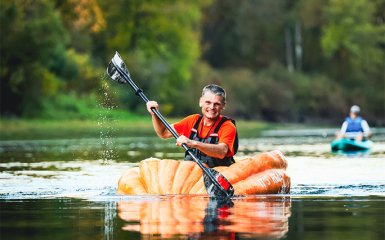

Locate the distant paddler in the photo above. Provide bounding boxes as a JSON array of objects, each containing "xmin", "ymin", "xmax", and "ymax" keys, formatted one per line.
[{"xmin": 336, "ymin": 105, "xmax": 372, "ymax": 141}]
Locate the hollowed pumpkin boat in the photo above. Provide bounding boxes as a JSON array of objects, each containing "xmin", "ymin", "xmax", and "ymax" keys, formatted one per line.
[{"xmin": 117, "ymin": 150, "xmax": 290, "ymax": 195}]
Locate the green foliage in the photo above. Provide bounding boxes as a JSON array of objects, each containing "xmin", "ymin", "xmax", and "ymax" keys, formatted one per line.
[
  {"xmin": 0, "ymin": 0, "xmax": 71, "ymax": 116},
  {"xmin": 38, "ymin": 93, "xmax": 98, "ymax": 120},
  {"xmin": 178, "ymin": 61, "xmax": 220, "ymax": 115},
  {"xmin": 321, "ymin": 0, "xmax": 384, "ymax": 85},
  {"xmin": 322, "ymin": 0, "xmax": 378, "ymax": 57},
  {"xmin": 0, "ymin": 0, "xmax": 383, "ymax": 125},
  {"xmin": 100, "ymin": 0, "xmax": 209, "ymax": 111},
  {"xmin": 65, "ymin": 49, "xmax": 103, "ymax": 93},
  {"xmin": 36, "ymin": 93, "xmax": 143, "ymax": 120},
  {"xmin": 56, "ymin": 0, "xmax": 106, "ymax": 56},
  {"xmin": 212, "ymin": 63, "xmax": 347, "ymax": 122},
  {"xmin": 202, "ymin": 0, "xmax": 287, "ymax": 68}
]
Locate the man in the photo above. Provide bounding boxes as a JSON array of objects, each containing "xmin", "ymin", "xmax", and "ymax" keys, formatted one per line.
[
  {"xmin": 146, "ymin": 84, "xmax": 236, "ymax": 168},
  {"xmin": 337, "ymin": 105, "xmax": 371, "ymax": 141}
]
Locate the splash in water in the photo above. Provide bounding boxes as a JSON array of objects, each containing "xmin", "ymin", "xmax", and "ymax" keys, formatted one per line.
[{"xmin": 98, "ymin": 79, "xmax": 118, "ymax": 164}]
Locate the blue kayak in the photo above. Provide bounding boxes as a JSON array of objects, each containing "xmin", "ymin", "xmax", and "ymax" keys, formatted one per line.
[{"xmin": 331, "ymin": 139, "xmax": 373, "ymax": 152}]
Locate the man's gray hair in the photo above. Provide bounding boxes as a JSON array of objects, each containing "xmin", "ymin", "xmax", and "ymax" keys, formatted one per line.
[{"xmin": 202, "ymin": 84, "xmax": 226, "ymax": 103}]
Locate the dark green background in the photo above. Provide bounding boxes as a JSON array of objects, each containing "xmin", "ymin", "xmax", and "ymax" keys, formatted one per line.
[{"xmin": 1, "ymin": 0, "xmax": 384, "ymax": 124}]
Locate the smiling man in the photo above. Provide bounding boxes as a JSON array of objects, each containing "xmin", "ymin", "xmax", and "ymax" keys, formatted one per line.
[{"xmin": 146, "ymin": 84, "xmax": 237, "ymax": 168}]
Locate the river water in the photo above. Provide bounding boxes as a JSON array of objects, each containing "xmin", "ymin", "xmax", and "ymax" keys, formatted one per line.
[{"xmin": 1, "ymin": 131, "xmax": 385, "ymax": 239}]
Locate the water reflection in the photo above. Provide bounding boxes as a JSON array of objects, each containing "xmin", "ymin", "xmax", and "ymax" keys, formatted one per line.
[
  {"xmin": 104, "ymin": 201, "xmax": 117, "ymax": 240},
  {"xmin": 117, "ymin": 196, "xmax": 291, "ymax": 239}
]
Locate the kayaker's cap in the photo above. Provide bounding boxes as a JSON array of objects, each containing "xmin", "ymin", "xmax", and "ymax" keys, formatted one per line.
[{"xmin": 350, "ymin": 105, "xmax": 360, "ymax": 113}]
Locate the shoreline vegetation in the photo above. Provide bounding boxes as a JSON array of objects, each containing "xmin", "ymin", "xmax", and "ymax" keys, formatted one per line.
[
  {"xmin": 0, "ymin": 111, "xmax": 333, "ymax": 141},
  {"xmin": 1, "ymin": 1, "xmax": 384, "ymax": 125}
]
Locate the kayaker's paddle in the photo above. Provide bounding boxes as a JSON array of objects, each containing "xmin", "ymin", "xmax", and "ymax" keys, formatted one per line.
[{"xmin": 106, "ymin": 51, "xmax": 234, "ymax": 199}]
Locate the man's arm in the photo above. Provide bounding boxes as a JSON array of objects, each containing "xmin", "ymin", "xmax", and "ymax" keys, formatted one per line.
[
  {"xmin": 176, "ymin": 135, "xmax": 229, "ymax": 159},
  {"xmin": 361, "ymin": 120, "xmax": 372, "ymax": 137},
  {"xmin": 146, "ymin": 101, "xmax": 173, "ymax": 139},
  {"xmin": 336, "ymin": 121, "xmax": 348, "ymax": 139},
  {"xmin": 340, "ymin": 121, "xmax": 348, "ymax": 134}
]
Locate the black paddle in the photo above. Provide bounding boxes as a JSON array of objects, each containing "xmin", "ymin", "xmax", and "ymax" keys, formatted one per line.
[{"xmin": 106, "ymin": 51, "xmax": 234, "ymax": 199}]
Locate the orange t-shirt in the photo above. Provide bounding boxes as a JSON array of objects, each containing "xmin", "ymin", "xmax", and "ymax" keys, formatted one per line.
[{"xmin": 173, "ymin": 114, "xmax": 236, "ymax": 157}]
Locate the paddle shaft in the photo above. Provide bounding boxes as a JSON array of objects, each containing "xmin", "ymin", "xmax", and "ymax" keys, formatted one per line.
[{"xmin": 111, "ymin": 60, "xmax": 229, "ymax": 197}]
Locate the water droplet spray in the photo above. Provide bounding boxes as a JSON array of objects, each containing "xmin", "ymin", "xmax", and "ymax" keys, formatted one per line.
[{"xmin": 98, "ymin": 77, "xmax": 118, "ymax": 164}]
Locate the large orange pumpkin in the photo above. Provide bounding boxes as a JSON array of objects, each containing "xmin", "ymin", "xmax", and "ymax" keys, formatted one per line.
[{"xmin": 117, "ymin": 150, "xmax": 290, "ymax": 195}]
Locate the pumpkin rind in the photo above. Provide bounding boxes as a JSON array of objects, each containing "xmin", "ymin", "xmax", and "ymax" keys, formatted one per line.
[{"xmin": 117, "ymin": 150, "xmax": 290, "ymax": 195}]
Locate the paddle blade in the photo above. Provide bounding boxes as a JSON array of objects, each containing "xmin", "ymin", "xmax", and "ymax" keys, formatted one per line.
[
  {"xmin": 106, "ymin": 52, "xmax": 131, "ymax": 84},
  {"xmin": 204, "ymin": 168, "xmax": 234, "ymax": 199}
]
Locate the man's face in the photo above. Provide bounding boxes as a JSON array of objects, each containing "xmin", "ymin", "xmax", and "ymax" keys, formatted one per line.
[
  {"xmin": 199, "ymin": 91, "xmax": 225, "ymax": 120},
  {"xmin": 350, "ymin": 112, "xmax": 358, "ymax": 119}
]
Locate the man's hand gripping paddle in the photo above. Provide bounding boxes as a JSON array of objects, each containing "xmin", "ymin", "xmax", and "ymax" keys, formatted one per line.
[{"xmin": 106, "ymin": 52, "xmax": 234, "ymax": 199}]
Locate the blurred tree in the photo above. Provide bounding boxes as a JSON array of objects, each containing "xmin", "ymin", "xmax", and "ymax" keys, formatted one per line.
[
  {"xmin": 0, "ymin": 0, "xmax": 75, "ymax": 116},
  {"xmin": 294, "ymin": 0, "xmax": 325, "ymax": 73},
  {"xmin": 321, "ymin": 0, "xmax": 384, "ymax": 121},
  {"xmin": 217, "ymin": 63, "xmax": 347, "ymax": 122},
  {"xmin": 202, "ymin": 0, "xmax": 287, "ymax": 69},
  {"xmin": 0, "ymin": 0, "xmax": 383, "ymax": 123},
  {"xmin": 56, "ymin": 0, "xmax": 106, "ymax": 53},
  {"xmin": 321, "ymin": 0, "xmax": 384, "ymax": 86},
  {"xmin": 99, "ymin": 0, "xmax": 210, "ymax": 114}
]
